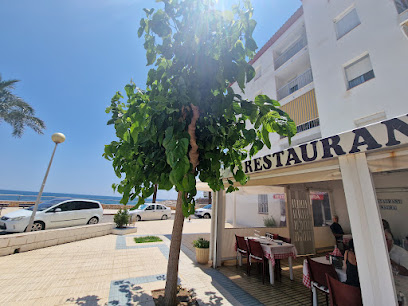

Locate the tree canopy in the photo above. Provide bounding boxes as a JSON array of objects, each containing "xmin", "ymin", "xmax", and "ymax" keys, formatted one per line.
[
  {"xmin": 104, "ymin": 0, "xmax": 296, "ymax": 214},
  {"xmin": 0, "ymin": 75, "xmax": 45, "ymax": 137}
]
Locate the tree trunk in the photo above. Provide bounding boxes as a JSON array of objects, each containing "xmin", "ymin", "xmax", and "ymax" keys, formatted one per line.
[
  {"xmin": 208, "ymin": 191, "xmax": 212, "ymax": 204},
  {"xmin": 152, "ymin": 184, "xmax": 158, "ymax": 203},
  {"xmin": 164, "ymin": 191, "xmax": 185, "ymax": 305},
  {"xmin": 164, "ymin": 104, "xmax": 200, "ymax": 305}
]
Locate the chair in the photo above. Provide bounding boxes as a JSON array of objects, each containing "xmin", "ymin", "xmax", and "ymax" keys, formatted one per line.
[
  {"xmin": 235, "ymin": 235, "xmax": 250, "ymax": 274},
  {"xmin": 306, "ymin": 257, "xmax": 339, "ymax": 306},
  {"xmin": 278, "ymin": 235, "xmax": 291, "ymax": 243},
  {"xmin": 248, "ymin": 239, "xmax": 268, "ymax": 284},
  {"xmin": 326, "ymin": 274, "xmax": 362, "ymax": 306}
]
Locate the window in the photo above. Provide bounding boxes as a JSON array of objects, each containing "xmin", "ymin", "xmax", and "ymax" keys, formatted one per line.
[
  {"xmin": 156, "ymin": 205, "xmax": 163, "ymax": 210},
  {"xmin": 345, "ymin": 54, "xmax": 375, "ymax": 89},
  {"xmin": 310, "ymin": 191, "xmax": 332, "ymax": 227},
  {"xmin": 395, "ymin": 0, "xmax": 408, "ymax": 14},
  {"xmin": 258, "ymin": 194, "xmax": 268, "ymax": 214},
  {"xmin": 74, "ymin": 201, "xmax": 99, "ymax": 210},
  {"xmin": 334, "ymin": 8, "xmax": 361, "ymax": 39},
  {"xmin": 145, "ymin": 205, "xmax": 154, "ymax": 210},
  {"xmin": 55, "ymin": 202, "xmax": 75, "ymax": 212}
]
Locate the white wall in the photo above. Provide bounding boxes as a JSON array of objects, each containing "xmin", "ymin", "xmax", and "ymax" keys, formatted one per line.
[
  {"xmin": 303, "ymin": 0, "xmax": 408, "ymax": 137},
  {"xmin": 224, "ymin": 180, "xmax": 351, "ymax": 249},
  {"xmin": 225, "ymin": 191, "xmax": 287, "ymax": 228},
  {"xmin": 373, "ymin": 171, "xmax": 408, "ymax": 243}
]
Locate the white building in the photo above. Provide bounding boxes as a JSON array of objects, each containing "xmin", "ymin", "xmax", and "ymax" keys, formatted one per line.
[{"xmin": 211, "ymin": 1, "xmax": 408, "ymax": 305}]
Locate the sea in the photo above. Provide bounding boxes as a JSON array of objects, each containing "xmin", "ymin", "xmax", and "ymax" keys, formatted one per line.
[{"xmin": 0, "ymin": 189, "xmax": 166, "ymax": 205}]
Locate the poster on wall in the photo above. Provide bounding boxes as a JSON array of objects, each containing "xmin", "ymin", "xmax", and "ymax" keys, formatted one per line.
[{"xmin": 287, "ymin": 188, "xmax": 315, "ymax": 255}]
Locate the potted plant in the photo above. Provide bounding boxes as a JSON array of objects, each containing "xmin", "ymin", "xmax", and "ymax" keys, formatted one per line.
[
  {"xmin": 114, "ymin": 208, "xmax": 130, "ymax": 228},
  {"xmin": 193, "ymin": 237, "xmax": 210, "ymax": 264}
]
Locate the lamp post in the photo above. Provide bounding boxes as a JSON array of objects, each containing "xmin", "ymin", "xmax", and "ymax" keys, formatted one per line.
[{"xmin": 26, "ymin": 133, "xmax": 66, "ymax": 232}]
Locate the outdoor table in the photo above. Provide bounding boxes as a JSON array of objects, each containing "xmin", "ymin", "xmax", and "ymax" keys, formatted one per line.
[
  {"xmin": 303, "ymin": 256, "xmax": 347, "ymax": 306},
  {"xmin": 246, "ymin": 236, "xmax": 297, "ymax": 285}
]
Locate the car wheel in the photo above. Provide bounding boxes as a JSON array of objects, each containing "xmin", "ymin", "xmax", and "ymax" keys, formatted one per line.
[
  {"xmin": 32, "ymin": 221, "xmax": 45, "ymax": 231},
  {"xmin": 161, "ymin": 214, "xmax": 168, "ymax": 220},
  {"xmin": 136, "ymin": 215, "xmax": 141, "ymax": 221},
  {"xmin": 203, "ymin": 213, "xmax": 210, "ymax": 219},
  {"xmin": 87, "ymin": 217, "xmax": 99, "ymax": 225}
]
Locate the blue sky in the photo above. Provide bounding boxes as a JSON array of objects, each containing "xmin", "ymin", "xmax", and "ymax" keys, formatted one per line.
[{"xmin": 0, "ymin": 0, "xmax": 301, "ymax": 199}]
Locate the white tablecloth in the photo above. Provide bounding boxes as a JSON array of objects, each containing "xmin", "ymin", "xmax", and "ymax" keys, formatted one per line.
[{"xmin": 260, "ymin": 242, "xmax": 298, "ymax": 266}]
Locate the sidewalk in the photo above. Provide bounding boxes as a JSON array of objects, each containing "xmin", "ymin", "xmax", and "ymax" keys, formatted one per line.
[{"xmin": 0, "ymin": 219, "xmax": 261, "ymax": 305}]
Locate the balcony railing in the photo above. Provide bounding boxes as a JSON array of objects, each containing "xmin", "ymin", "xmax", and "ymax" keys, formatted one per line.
[
  {"xmin": 280, "ymin": 118, "xmax": 320, "ymax": 139},
  {"xmin": 395, "ymin": 0, "xmax": 408, "ymax": 14},
  {"xmin": 277, "ymin": 68, "xmax": 313, "ymax": 101},
  {"xmin": 274, "ymin": 35, "xmax": 307, "ymax": 70}
]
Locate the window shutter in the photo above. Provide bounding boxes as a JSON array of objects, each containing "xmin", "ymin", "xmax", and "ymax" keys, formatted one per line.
[
  {"xmin": 335, "ymin": 8, "xmax": 360, "ymax": 39},
  {"xmin": 345, "ymin": 55, "xmax": 372, "ymax": 81}
]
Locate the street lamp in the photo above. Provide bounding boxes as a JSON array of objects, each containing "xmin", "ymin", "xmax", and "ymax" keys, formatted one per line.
[{"xmin": 26, "ymin": 133, "xmax": 66, "ymax": 232}]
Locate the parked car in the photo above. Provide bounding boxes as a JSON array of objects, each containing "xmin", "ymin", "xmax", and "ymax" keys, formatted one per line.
[
  {"xmin": 129, "ymin": 204, "xmax": 171, "ymax": 221},
  {"xmin": 0, "ymin": 198, "xmax": 103, "ymax": 233},
  {"xmin": 194, "ymin": 204, "xmax": 212, "ymax": 219}
]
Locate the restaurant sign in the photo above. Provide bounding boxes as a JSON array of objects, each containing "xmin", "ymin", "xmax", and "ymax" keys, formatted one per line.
[{"xmin": 243, "ymin": 114, "xmax": 408, "ymax": 174}]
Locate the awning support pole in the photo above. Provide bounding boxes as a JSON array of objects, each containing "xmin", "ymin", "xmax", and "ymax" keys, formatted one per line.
[{"xmin": 339, "ymin": 153, "xmax": 397, "ymax": 306}]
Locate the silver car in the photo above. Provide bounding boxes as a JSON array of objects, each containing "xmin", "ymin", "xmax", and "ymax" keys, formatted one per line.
[
  {"xmin": 0, "ymin": 198, "xmax": 103, "ymax": 232},
  {"xmin": 129, "ymin": 204, "xmax": 171, "ymax": 221}
]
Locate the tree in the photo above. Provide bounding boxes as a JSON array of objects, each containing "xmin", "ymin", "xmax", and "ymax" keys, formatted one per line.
[
  {"xmin": 104, "ymin": 0, "xmax": 296, "ymax": 304},
  {"xmin": 0, "ymin": 75, "xmax": 45, "ymax": 137}
]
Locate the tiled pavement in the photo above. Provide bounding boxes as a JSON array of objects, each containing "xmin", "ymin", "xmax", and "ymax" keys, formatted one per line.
[
  {"xmin": 0, "ymin": 217, "xmax": 321, "ymax": 305},
  {"xmin": 0, "ymin": 219, "xmax": 263, "ymax": 305}
]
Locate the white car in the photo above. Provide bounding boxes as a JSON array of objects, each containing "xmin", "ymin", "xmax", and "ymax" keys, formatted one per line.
[
  {"xmin": 0, "ymin": 198, "xmax": 103, "ymax": 233},
  {"xmin": 129, "ymin": 204, "xmax": 171, "ymax": 221},
  {"xmin": 194, "ymin": 204, "xmax": 212, "ymax": 219}
]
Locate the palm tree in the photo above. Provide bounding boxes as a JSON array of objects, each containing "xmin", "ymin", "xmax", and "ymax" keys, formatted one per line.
[{"xmin": 0, "ymin": 75, "xmax": 45, "ymax": 137}]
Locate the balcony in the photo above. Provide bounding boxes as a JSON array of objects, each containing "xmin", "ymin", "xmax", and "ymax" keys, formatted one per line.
[
  {"xmin": 395, "ymin": 0, "xmax": 408, "ymax": 14},
  {"xmin": 274, "ymin": 35, "xmax": 307, "ymax": 70},
  {"xmin": 277, "ymin": 68, "xmax": 313, "ymax": 101}
]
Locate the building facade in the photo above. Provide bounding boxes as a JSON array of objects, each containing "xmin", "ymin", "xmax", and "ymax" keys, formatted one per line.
[{"xmin": 214, "ymin": 1, "xmax": 408, "ymax": 304}]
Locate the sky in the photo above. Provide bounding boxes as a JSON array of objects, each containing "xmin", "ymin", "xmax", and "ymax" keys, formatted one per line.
[{"xmin": 0, "ymin": 0, "xmax": 301, "ymax": 199}]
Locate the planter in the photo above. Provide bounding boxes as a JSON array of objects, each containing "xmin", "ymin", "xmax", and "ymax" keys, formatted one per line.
[
  {"xmin": 195, "ymin": 247, "xmax": 209, "ymax": 264},
  {"xmin": 111, "ymin": 226, "xmax": 138, "ymax": 235}
]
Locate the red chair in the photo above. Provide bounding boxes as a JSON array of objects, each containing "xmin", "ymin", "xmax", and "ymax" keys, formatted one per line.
[
  {"xmin": 278, "ymin": 235, "xmax": 291, "ymax": 243},
  {"xmin": 235, "ymin": 235, "xmax": 250, "ymax": 274},
  {"xmin": 326, "ymin": 274, "xmax": 362, "ymax": 306},
  {"xmin": 306, "ymin": 257, "xmax": 339, "ymax": 306},
  {"xmin": 248, "ymin": 239, "xmax": 268, "ymax": 284}
]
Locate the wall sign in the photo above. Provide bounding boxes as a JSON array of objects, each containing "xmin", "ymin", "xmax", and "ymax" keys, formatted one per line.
[
  {"xmin": 378, "ymin": 199, "xmax": 402, "ymax": 205},
  {"xmin": 243, "ymin": 114, "xmax": 408, "ymax": 174},
  {"xmin": 380, "ymin": 205, "xmax": 398, "ymax": 210}
]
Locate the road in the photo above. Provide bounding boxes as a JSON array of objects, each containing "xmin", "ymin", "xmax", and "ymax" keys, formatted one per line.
[{"xmin": 0, "ymin": 213, "xmax": 204, "ymax": 234}]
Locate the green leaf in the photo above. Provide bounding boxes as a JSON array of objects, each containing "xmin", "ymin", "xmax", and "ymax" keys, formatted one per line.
[
  {"xmin": 146, "ymin": 50, "xmax": 156, "ymax": 65},
  {"xmin": 237, "ymin": 66, "xmax": 246, "ymax": 91},
  {"xmin": 246, "ymin": 65, "xmax": 256, "ymax": 83},
  {"xmin": 262, "ymin": 127, "xmax": 271, "ymax": 149},
  {"xmin": 245, "ymin": 37, "xmax": 257, "ymax": 52},
  {"xmin": 234, "ymin": 169, "xmax": 247, "ymax": 185}
]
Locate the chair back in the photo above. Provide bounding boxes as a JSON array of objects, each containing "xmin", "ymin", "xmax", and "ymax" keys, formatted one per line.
[
  {"xmin": 235, "ymin": 235, "xmax": 248, "ymax": 252},
  {"xmin": 278, "ymin": 235, "xmax": 291, "ymax": 243},
  {"xmin": 306, "ymin": 257, "xmax": 338, "ymax": 287},
  {"xmin": 326, "ymin": 274, "xmax": 362, "ymax": 306},
  {"xmin": 248, "ymin": 239, "xmax": 265, "ymax": 260}
]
